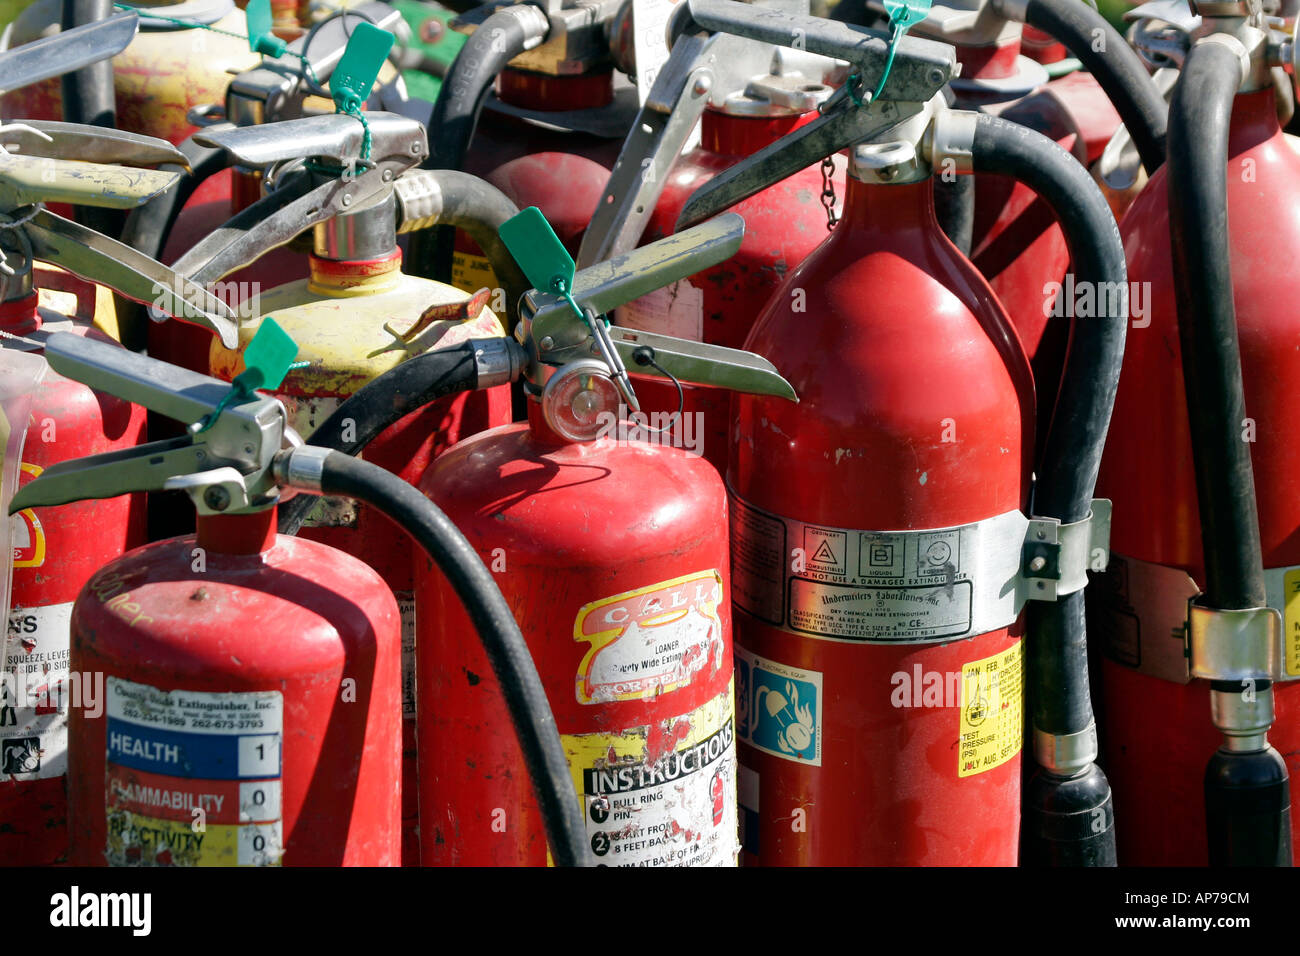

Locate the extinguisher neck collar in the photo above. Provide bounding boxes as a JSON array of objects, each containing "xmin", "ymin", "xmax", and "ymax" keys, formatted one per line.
[
  {"xmin": 196, "ymin": 508, "xmax": 278, "ymax": 555},
  {"xmin": 0, "ymin": 293, "xmax": 39, "ymax": 335}
]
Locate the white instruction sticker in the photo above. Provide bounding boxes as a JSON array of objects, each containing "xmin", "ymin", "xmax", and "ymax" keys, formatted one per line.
[{"xmin": 1, "ymin": 601, "xmax": 74, "ymax": 780}]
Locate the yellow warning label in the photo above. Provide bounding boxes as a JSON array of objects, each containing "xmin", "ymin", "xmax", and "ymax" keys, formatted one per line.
[
  {"xmin": 552, "ymin": 682, "xmax": 739, "ymax": 867},
  {"xmin": 958, "ymin": 641, "xmax": 1023, "ymax": 778},
  {"xmin": 12, "ymin": 462, "xmax": 45, "ymax": 568},
  {"xmin": 105, "ymin": 814, "xmax": 282, "ymax": 867},
  {"xmin": 450, "ymin": 252, "xmax": 500, "ymax": 299},
  {"xmin": 1283, "ymin": 569, "xmax": 1300, "ymax": 677}
]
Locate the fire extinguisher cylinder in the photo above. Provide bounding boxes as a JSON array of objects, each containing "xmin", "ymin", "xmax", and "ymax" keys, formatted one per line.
[
  {"xmin": 1167, "ymin": 32, "xmax": 1292, "ymax": 866},
  {"xmin": 273, "ymin": 446, "xmax": 588, "ymax": 866}
]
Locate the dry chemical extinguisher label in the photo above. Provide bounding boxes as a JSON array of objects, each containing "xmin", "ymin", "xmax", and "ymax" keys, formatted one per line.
[
  {"xmin": 564, "ymin": 684, "xmax": 738, "ymax": 867},
  {"xmin": 574, "ymin": 570, "xmax": 725, "ymax": 704},
  {"xmin": 734, "ymin": 646, "xmax": 822, "ymax": 766},
  {"xmin": 1282, "ymin": 570, "xmax": 1300, "ymax": 678},
  {"xmin": 104, "ymin": 678, "xmax": 284, "ymax": 867},
  {"xmin": 1, "ymin": 601, "xmax": 73, "ymax": 780},
  {"xmin": 729, "ymin": 493, "xmax": 1027, "ymax": 643},
  {"xmin": 957, "ymin": 642, "xmax": 1023, "ymax": 778}
]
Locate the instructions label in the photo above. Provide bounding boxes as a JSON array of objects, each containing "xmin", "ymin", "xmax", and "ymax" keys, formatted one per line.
[
  {"xmin": 565, "ymin": 685, "xmax": 738, "ymax": 867},
  {"xmin": 1, "ymin": 601, "xmax": 73, "ymax": 780},
  {"xmin": 729, "ymin": 492, "xmax": 1027, "ymax": 644},
  {"xmin": 735, "ymin": 646, "xmax": 822, "ymax": 766},
  {"xmin": 957, "ymin": 643, "xmax": 1023, "ymax": 778},
  {"xmin": 105, "ymin": 678, "xmax": 283, "ymax": 866},
  {"xmin": 1285, "ymin": 570, "xmax": 1300, "ymax": 678},
  {"xmin": 574, "ymin": 571, "xmax": 725, "ymax": 704}
]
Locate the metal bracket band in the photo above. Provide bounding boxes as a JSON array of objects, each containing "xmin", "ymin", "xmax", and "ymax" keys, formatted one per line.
[{"xmin": 1022, "ymin": 500, "xmax": 1112, "ymax": 602}]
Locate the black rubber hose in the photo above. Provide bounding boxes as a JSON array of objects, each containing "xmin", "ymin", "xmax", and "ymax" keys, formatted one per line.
[
  {"xmin": 277, "ymin": 340, "xmax": 507, "ymax": 536},
  {"xmin": 398, "ymin": 169, "xmax": 529, "ymax": 326},
  {"xmin": 973, "ymin": 112, "xmax": 1123, "ymax": 732},
  {"xmin": 115, "ymin": 136, "xmax": 230, "ymax": 351},
  {"xmin": 1016, "ymin": 0, "xmax": 1167, "ymax": 176},
  {"xmin": 425, "ymin": 7, "xmax": 548, "ymax": 173},
  {"xmin": 410, "ymin": 6, "xmax": 548, "ymax": 283},
  {"xmin": 61, "ymin": 0, "xmax": 122, "ymax": 241},
  {"xmin": 1167, "ymin": 40, "xmax": 1265, "ymax": 612},
  {"xmin": 1171, "ymin": 41, "xmax": 1290, "ymax": 868},
  {"xmin": 933, "ymin": 166, "xmax": 974, "ymax": 257},
  {"xmin": 972, "ymin": 113, "xmax": 1124, "ymax": 865},
  {"xmin": 308, "ymin": 451, "xmax": 586, "ymax": 867}
]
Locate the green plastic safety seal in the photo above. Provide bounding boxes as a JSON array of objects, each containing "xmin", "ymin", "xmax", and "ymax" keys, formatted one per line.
[
  {"xmin": 873, "ymin": 0, "xmax": 932, "ymax": 101},
  {"xmin": 330, "ymin": 21, "xmax": 396, "ymax": 110},
  {"xmin": 245, "ymin": 0, "xmax": 287, "ymax": 58},
  {"xmin": 195, "ymin": 318, "xmax": 300, "ymax": 433},
  {"xmin": 499, "ymin": 206, "xmax": 576, "ymax": 297}
]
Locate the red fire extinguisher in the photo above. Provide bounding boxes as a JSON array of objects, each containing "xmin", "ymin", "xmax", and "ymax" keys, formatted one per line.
[
  {"xmin": 0, "ymin": 116, "xmax": 239, "ymax": 865},
  {"xmin": 678, "ymin": 0, "xmax": 1127, "ymax": 865},
  {"xmin": 1092, "ymin": 1, "xmax": 1300, "ymax": 865},
  {"xmin": 191, "ymin": 107, "xmax": 522, "ymax": 864},
  {"xmin": 9, "ymin": 326, "xmax": 588, "ymax": 866},
  {"xmin": 417, "ymin": 209, "xmax": 802, "ymax": 867},
  {"xmin": 576, "ymin": 14, "xmax": 845, "ymax": 471},
  {"xmin": 845, "ymin": 0, "xmax": 1162, "ymax": 418},
  {"xmin": 294, "ymin": 209, "xmax": 796, "ymax": 865}
]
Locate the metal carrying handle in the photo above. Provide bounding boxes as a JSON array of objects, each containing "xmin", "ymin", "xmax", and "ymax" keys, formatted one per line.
[
  {"xmin": 0, "ymin": 9, "xmax": 137, "ymax": 96},
  {"xmin": 7, "ymin": 332, "xmax": 290, "ymax": 515},
  {"xmin": 670, "ymin": 0, "xmax": 956, "ymax": 229}
]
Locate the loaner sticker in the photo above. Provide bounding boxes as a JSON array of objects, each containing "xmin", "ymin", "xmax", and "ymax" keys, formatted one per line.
[
  {"xmin": 957, "ymin": 642, "xmax": 1023, "ymax": 778},
  {"xmin": 574, "ymin": 570, "xmax": 725, "ymax": 704},
  {"xmin": 105, "ymin": 678, "xmax": 284, "ymax": 866}
]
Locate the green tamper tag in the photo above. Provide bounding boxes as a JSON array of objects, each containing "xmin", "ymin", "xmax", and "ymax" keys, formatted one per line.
[
  {"xmin": 329, "ymin": 21, "xmax": 395, "ymax": 109},
  {"xmin": 237, "ymin": 317, "xmax": 299, "ymax": 392},
  {"xmin": 195, "ymin": 318, "xmax": 299, "ymax": 433},
  {"xmin": 498, "ymin": 206, "xmax": 577, "ymax": 297},
  {"xmin": 245, "ymin": 0, "xmax": 287, "ymax": 58},
  {"xmin": 874, "ymin": 0, "xmax": 933, "ymax": 101}
]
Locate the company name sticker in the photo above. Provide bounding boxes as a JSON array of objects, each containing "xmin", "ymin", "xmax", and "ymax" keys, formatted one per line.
[{"xmin": 574, "ymin": 570, "xmax": 725, "ymax": 704}]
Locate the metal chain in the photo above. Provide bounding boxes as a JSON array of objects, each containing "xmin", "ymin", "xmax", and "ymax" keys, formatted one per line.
[{"xmin": 820, "ymin": 156, "xmax": 839, "ymax": 231}]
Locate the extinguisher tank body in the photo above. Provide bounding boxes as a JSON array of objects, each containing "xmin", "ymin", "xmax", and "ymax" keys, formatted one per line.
[
  {"xmin": 210, "ymin": 249, "xmax": 511, "ymax": 864},
  {"xmin": 0, "ymin": 286, "xmax": 146, "ymax": 866},
  {"xmin": 616, "ymin": 109, "xmax": 841, "ymax": 472},
  {"xmin": 1093, "ymin": 88, "xmax": 1300, "ymax": 865},
  {"xmin": 452, "ymin": 69, "xmax": 622, "ymax": 290},
  {"xmin": 416, "ymin": 407, "xmax": 739, "ymax": 866},
  {"xmin": 67, "ymin": 509, "xmax": 401, "ymax": 865},
  {"xmin": 729, "ymin": 176, "xmax": 1034, "ymax": 865}
]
